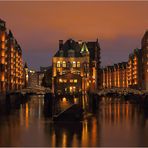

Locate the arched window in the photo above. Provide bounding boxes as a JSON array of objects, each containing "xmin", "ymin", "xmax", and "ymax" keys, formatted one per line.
[
  {"xmin": 72, "ymin": 61, "xmax": 76, "ymax": 67},
  {"xmin": 57, "ymin": 61, "xmax": 61, "ymax": 67},
  {"xmin": 77, "ymin": 61, "xmax": 80, "ymax": 67},
  {"xmin": 62, "ymin": 61, "xmax": 66, "ymax": 67}
]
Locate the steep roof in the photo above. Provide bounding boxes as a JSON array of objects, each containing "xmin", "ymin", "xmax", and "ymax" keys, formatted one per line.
[
  {"xmin": 54, "ymin": 38, "xmax": 100, "ymax": 58},
  {"xmin": 54, "ymin": 39, "xmax": 82, "ymax": 57},
  {"xmin": 86, "ymin": 39, "xmax": 100, "ymax": 60}
]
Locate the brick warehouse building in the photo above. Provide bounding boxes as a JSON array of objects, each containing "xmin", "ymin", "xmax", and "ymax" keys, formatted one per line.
[
  {"xmin": 102, "ymin": 30, "xmax": 148, "ymax": 90},
  {"xmin": 0, "ymin": 19, "xmax": 24, "ymax": 93}
]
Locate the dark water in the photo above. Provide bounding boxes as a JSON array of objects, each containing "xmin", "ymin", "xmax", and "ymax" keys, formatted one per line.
[{"xmin": 0, "ymin": 95, "xmax": 148, "ymax": 147}]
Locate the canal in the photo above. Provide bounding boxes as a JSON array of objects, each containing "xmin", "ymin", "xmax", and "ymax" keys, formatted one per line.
[{"xmin": 0, "ymin": 95, "xmax": 148, "ymax": 147}]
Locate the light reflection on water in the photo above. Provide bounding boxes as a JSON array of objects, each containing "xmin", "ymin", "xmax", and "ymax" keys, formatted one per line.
[{"xmin": 0, "ymin": 95, "xmax": 148, "ymax": 146}]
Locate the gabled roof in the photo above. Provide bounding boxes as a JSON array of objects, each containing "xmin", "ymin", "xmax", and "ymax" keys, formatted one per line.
[
  {"xmin": 54, "ymin": 39, "xmax": 82, "ymax": 57},
  {"xmin": 86, "ymin": 39, "xmax": 100, "ymax": 60},
  {"xmin": 54, "ymin": 38, "xmax": 100, "ymax": 59}
]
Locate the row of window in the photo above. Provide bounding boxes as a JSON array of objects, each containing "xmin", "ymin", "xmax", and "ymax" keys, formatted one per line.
[
  {"xmin": 56, "ymin": 61, "xmax": 81, "ymax": 68},
  {"xmin": 59, "ymin": 78, "xmax": 78, "ymax": 83}
]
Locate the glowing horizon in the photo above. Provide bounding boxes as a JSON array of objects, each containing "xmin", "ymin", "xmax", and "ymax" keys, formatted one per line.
[{"xmin": 0, "ymin": 1, "xmax": 147, "ymax": 70}]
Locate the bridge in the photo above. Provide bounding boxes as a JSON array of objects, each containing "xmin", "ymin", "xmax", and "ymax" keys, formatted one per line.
[
  {"xmin": 14, "ymin": 86, "xmax": 51, "ymax": 95},
  {"xmin": 96, "ymin": 88, "xmax": 148, "ymax": 96}
]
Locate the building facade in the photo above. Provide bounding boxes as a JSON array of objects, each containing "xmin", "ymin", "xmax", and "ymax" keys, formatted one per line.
[
  {"xmin": 27, "ymin": 70, "xmax": 45, "ymax": 88},
  {"xmin": 102, "ymin": 48, "xmax": 143, "ymax": 90},
  {"xmin": 52, "ymin": 39, "xmax": 101, "ymax": 94},
  {"xmin": 127, "ymin": 49, "xmax": 142, "ymax": 89},
  {"xmin": 23, "ymin": 62, "xmax": 29, "ymax": 88},
  {"xmin": 0, "ymin": 19, "xmax": 24, "ymax": 93},
  {"xmin": 141, "ymin": 31, "xmax": 148, "ymax": 90},
  {"xmin": 103, "ymin": 62, "xmax": 128, "ymax": 89}
]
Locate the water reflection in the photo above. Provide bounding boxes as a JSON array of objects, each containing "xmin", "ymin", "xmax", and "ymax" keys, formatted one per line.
[{"xmin": 0, "ymin": 95, "xmax": 148, "ymax": 146}]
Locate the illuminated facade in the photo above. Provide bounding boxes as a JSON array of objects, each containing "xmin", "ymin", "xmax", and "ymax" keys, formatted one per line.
[
  {"xmin": 24, "ymin": 62, "xmax": 29, "ymax": 88},
  {"xmin": 103, "ymin": 62, "xmax": 128, "ymax": 88},
  {"xmin": 127, "ymin": 49, "xmax": 142, "ymax": 89},
  {"xmin": 52, "ymin": 39, "xmax": 101, "ymax": 94},
  {"xmin": 0, "ymin": 19, "xmax": 6, "ymax": 93},
  {"xmin": 141, "ymin": 30, "xmax": 148, "ymax": 90},
  {"xmin": 102, "ymin": 48, "xmax": 143, "ymax": 89},
  {"xmin": 102, "ymin": 30, "xmax": 148, "ymax": 90},
  {"xmin": 0, "ymin": 19, "xmax": 24, "ymax": 93}
]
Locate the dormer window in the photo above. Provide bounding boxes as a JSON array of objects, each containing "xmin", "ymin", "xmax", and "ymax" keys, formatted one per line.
[{"xmin": 68, "ymin": 49, "xmax": 75, "ymax": 57}]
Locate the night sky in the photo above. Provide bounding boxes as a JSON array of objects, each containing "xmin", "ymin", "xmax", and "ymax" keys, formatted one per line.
[{"xmin": 0, "ymin": 1, "xmax": 148, "ymax": 70}]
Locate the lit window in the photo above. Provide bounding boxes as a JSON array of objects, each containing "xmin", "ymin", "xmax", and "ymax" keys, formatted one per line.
[
  {"xmin": 70, "ymin": 86, "xmax": 73, "ymax": 92},
  {"xmin": 70, "ymin": 79, "xmax": 73, "ymax": 83},
  {"xmin": 1, "ymin": 34, "xmax": 5, "ymax": 42},
  {"xmin": 73, "ymin": 86, "xmax": 76, "ymax": 92},
  {"xmin": 77, "ymin": 61, "xmax": 80, "ymax": 67},
  {"xmin": 72, "ymin": 61, "xmax": 76, "ymax": 67},
  {"xmin": 62, "ymin": 61, "xmax": 66, "ymax": 67},
  {"xmin": 57, "ymin": 61, "xmax": 61, "ymax": 67},
  {"xmin": 1, "ymin": 43, "xmax": 5, "ymax": 49},
  {"xmin": 74, "ymin": 79, "xmax": 77, "ymax": 83},
  {"xmin": 59, "ymin": 78, "xmax": 63, "ymax": 83},
  {"xmin": 63, "ymin": 79, "xmax": 67, "ymax": 83}
]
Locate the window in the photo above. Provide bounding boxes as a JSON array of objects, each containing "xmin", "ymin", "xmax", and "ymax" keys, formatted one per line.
[
  {"xmin": 72, "ymin": 61, "xmax": 76, "ymax": 67},
  {"xmin": 63, "ymin": 79, "xmax": 67, "ymax": 83},
  {"xmin": 59, "ymin": 78, "xmax": 63, "ymax": 83},
  {"xmin": 74, "ymin": 79, "xmax": 77, "ymax": 83},
  {"xmin": 70, "ymin": 79, "xmax": 73, "ymax": 83},
  {"xmin": 77, "ymin": 71, "xmax": 80, "ymax": 75},
  {"xmin": 62, "ymin": 61, "xmax": 66, "ymax": 67},
  {"xmin": 77, "ymin": 61, "xmax": 80, "ymax": 67},
  {"xmin": 69, "ymin": 86, "xmax": 76, "ymax": 92},
  {"xmin": 57, "ymin": 61, "xmax": 60, "ymax": 67},
  {"xmin": 62, "ymin": 71, "xmax": 66, "ymax": 74},
  {"xmin": 68, "ymin": 50, "xmax": 75, "ymax": 57}
]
